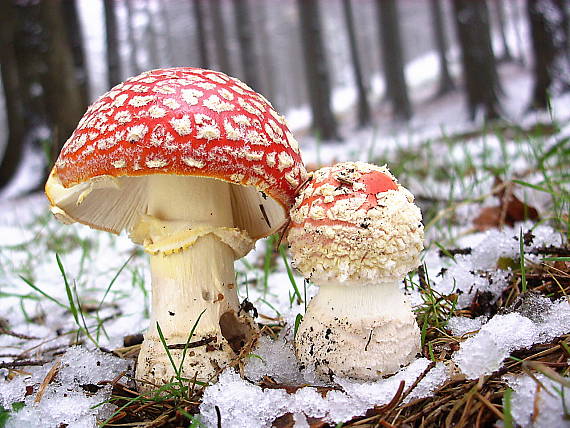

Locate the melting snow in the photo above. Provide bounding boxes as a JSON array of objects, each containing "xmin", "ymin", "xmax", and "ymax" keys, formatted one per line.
[
  {"xmin": 454, "ymin": 299, "xmax": 570, "ymax": 379},
  {"xmin": 201, "ymin": 358, "xmax": 448, "ymax": 427},
  {"xmin": 433, "ymin": 224, "xmax": 564, "ymax": 308},
  {"xmin": 0, "ymin": 347, "xmax": 132, "ymax": 427},
  {"xmin": 505, "ymin": 373, "xmax": 570, "ymax": 428}
]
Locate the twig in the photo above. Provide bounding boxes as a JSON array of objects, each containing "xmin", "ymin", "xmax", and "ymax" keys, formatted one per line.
[
  {"xmin": 400, "ymin": 361, "xmax": 436, "ymax": 403},
  {"xmin": 383, "ymin": 380, "xmax": 406, "ymax": 411},
  {"xmin": 167, "ymin": 336, "xmax": 215, "ymax": 350},
  {"xmin": 0, "ymin": 328, "xmax": 41, "ymax": 340},
  {"xmin": 0, "ymin": 359, "xmax": 49, "ymax": 368},
  {"xmin": 438, "ymin": 248, "xmax": 473, "ymax": 257}
]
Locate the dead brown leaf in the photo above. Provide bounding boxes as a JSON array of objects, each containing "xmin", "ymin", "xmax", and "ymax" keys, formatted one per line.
[{"xmin": 473, "ymin": 178, "xmax": 539, "ymax": 231}]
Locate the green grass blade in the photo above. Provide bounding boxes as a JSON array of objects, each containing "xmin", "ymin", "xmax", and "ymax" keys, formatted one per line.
[
  {"xmin": 543, "ymin": 256, "xmax": 570, "ymax": 262},
  {"xmin": 156, "ymin": 321, "xmax": 180, "ymax": 378},
  {"xmin": 57, "ymin": 254, "xmax": 79, "ymax": 324},
  {"xmin": 293, "ymin": 313, "xmax": 303, "ymax": 338},
  {"xmin": 97, "ymin": 254, "xmax": 133, "ymax": 311},
  {"xmin": 178, "ymin": 309, "xmax": 206, "ymax": 376},
  {"xmin": 279, "ymin": 246, "xmax": 302, "ymax": 304},
  {"xmin": 503, "ymin": 388, "xmax": 513, "ymax": 428},
  {"xmin": 19, "ymin": 276, "xmax": 67, "ymax": 310}
]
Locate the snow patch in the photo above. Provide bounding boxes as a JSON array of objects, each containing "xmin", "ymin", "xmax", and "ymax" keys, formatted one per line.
[
  {"xmin": 1, "ymin": 347, "xmax": 132, "ymax": 428},
  {"xmin": 454, "ymin": 299, "xmax": 570, "ymax": 379},
  {"xmin": 505, "ymin": 373, "xmax": 570, "ymax": 428},
  {"xmin": 200, "ymin": 359, "xmax": 448, "ymax": 427}
]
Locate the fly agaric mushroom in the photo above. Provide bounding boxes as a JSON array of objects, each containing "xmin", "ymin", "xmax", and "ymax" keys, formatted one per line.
[
  {"xmin": 45, "ymin": 67, "xmax": 307, "ymax": 389},
  {"xmin": 288, "ymin": 162, "xmax": 423, "ymax": 381}
]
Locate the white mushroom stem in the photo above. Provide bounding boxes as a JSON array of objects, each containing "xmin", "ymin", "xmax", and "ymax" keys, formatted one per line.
[
  {"xmin": 135, "ymin": 176, "xmax": 257, "ymax": 389},
  {"xmin": 295, "ymin": 282, "xmax": 420, "ymax": 381}
]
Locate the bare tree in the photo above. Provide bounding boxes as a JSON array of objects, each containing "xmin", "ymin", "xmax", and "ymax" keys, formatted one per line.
[
  {"xmin": 527, "ymin": 0, "xmax": 570, "ymax": 110},
  {"xmin": 209, "ymin": 0, "xmax": 232, "ymax": 74},
  {"xmin": 342, "ymin": 0, "xmax": 371, "ymax": 127},
  {"xmin": 12, "ymin": 3, "xmax": 47, "ymax": 134},
  {"xmin": 494, "ymin": 1, "xmax": 513, "ymax": 62},
  {"xmin": 158, "ymin": 0, "xmax": 175, "ymax": 66},
  {"xmin": 297, "ymin": 0, "xmax": 340, "ymax": 141},
  {"xmin": 143, "ymin": 0, "xmax": 160, "ymax": 68},
  {"xmin": 0, "ymin": 0, "xmax": 26, "ymax": 189},
  {"xmin": 61, "ymin": 0, "xmax": 89, "ymax": 108},
  {"xmin": 125, "ymin": 0, "xmax": 141, "ymax": 75},
  {"xmin": 103, "ymin": 0, "xmax": 121, "ymax": 88},
  {"xmin": 192, "ymin": 0, "xmax": 210, "ymax": 68},
  {"xmin": 256, "ymin": 0, "xmax": 276, "ymax": 102},
  {"xmin": 452, "ymin": 0, "xmax": 502, "ymax": 121},
  {"xmin": 511, "ymin": 0, "xmax": 527, "ymax": 65},
  {"xmin": 233, "ymin": 0, "xmax": 261, "ymax": 91},
  {"xmin": 554, "ymin": 0, "xmax": 570, "ymax": 59},
  {"xmin": 429, "ymin": 0, "xmax": 455, "ymax": 95},
  {"xmin": 39, "ymin": 0, "xmax": 85, "ymax": 157},
  {"xmin": 375, "ymin": 0, "xmax": 412, "ymax": 121}
]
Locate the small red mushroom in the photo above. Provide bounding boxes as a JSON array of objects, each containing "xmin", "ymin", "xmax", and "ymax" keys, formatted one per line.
[
  {"xmin": 288, "ymin": 161, "xmax": 423, "ymax": 380},
  {"xmin": 45, "ymin": 67, "xmax": 307, "ymax": 389}
]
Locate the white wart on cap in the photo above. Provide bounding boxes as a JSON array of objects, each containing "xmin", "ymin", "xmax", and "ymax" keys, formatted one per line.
[{"xmin": 288, "ymin": 162, "xmax": 423, "ymax": 381}]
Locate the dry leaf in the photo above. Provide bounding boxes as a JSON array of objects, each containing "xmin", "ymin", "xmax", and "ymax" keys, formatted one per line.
[{"xmin": 473, "ymin": 178, "xmax": 539, "ymax": 231}]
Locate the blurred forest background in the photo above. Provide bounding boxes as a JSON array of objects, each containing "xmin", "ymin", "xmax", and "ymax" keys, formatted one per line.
[{"xmin": 0, "ymin": 0, "xmax": 569, "ymax": 196}]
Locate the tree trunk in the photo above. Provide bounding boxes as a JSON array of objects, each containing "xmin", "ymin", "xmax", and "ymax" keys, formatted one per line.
[
  {"xmin": 375, "ymin": 0, "xmax": 412, "ymax": 121},
  {"xmin": 209, "ymin": 0, "xmax": 232, "ymax": 74},
  {"xmin": 12, "ymin": 3, "xmax": 47, "ymax": 136},
  {"xmin": 192, "ymin": 0, "xmax": 210, "ymax": 69},
  {"xmin": 143, "ymin": 0, "xmax": 160, "ymax": 68},
  {"xmin": 342, "ymin": 0, "xmax": 371, "ymax": 127},
  {"xmin": 554, "ymin": 0, "xmax": 570, "ymax": 81},
  {"xmin": 158, "ymin": 0, "xmax": 175, "ymax": 66},
  {"xmin": 452, "ymin": 0, "xmax": 502, "ymax": 121},
  {"xmin": 61, "ymin": 0, "xmax": 89, "ymax": 108},
  {"xmin": 103, "ymin": 0, "xmax": 121, "ymax": 88},
  {"xmin": 0, "ymin": 0, "xmax": 26, "ymax": 189},
  {"xmin": 511, "ymin": 0, "xmax": 527, "ymax": 65},
  {"xmin": 297, "ymin": 0, "xmax": 341, "ymax": 141},
  {"xmin": 125, "ymin": 0, "xmax": 141, "ymax": 76},
  {"xmin": 527, "ymin": 0, "xmax": 570, "ymax": 110},
  {"xmin": 494, "ymin": 0, "xmax": 513, "ymax": 62},
  {"xmin": 429, "ymin": 0, "xmax": 455, "ymax": 95},
  {"xmin": 39, "ymin": 0, "xmax": 84, "ymax": 158},
  {"xmin": 233, "ymin": 0, "xmax": 261, "ymax": 91},
  {"xmin": 554, "ymin": 0, "xmax": 570, "ymax": 54},
  {"xmin": 256, "ymin": 0, "xmax": 277, "ymax": 103}
]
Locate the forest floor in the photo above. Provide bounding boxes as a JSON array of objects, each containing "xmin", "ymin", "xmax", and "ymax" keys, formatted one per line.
[{"xmin": 0, "ymin": 66, "xmax": 569, "ymax": 426}]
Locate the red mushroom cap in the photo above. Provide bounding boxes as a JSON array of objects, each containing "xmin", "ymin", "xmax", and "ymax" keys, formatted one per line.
[
  {"xmin": 291, "ymin": 165, "xmax": 398, "ymax": 229},
  {"xmin": 56, "ymin": 68, "xmax": 305, "ymax": 205},
  {"xmin": 46, "ymin": 68, "xmax": 307, "ymax": 238}
]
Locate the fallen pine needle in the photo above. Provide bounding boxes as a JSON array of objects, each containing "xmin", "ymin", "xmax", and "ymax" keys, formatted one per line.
[{"xmin": 35, "ymin": 359, "xmax": 61, "ymax": 403}]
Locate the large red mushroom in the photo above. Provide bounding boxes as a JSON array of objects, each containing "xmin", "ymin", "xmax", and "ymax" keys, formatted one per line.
[{"xmin": 45, "ymin": 67, "xmax": 307, "ymax": 389}]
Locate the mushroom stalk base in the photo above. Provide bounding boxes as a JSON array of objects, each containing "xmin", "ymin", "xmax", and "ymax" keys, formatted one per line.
[
  {"xmin": 295, "ymin": 282, "xmax": 420, "ymax": 381},
  {"xmin": 135, "ymin": 176, "xmax": 258, "ymax": 390}
]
